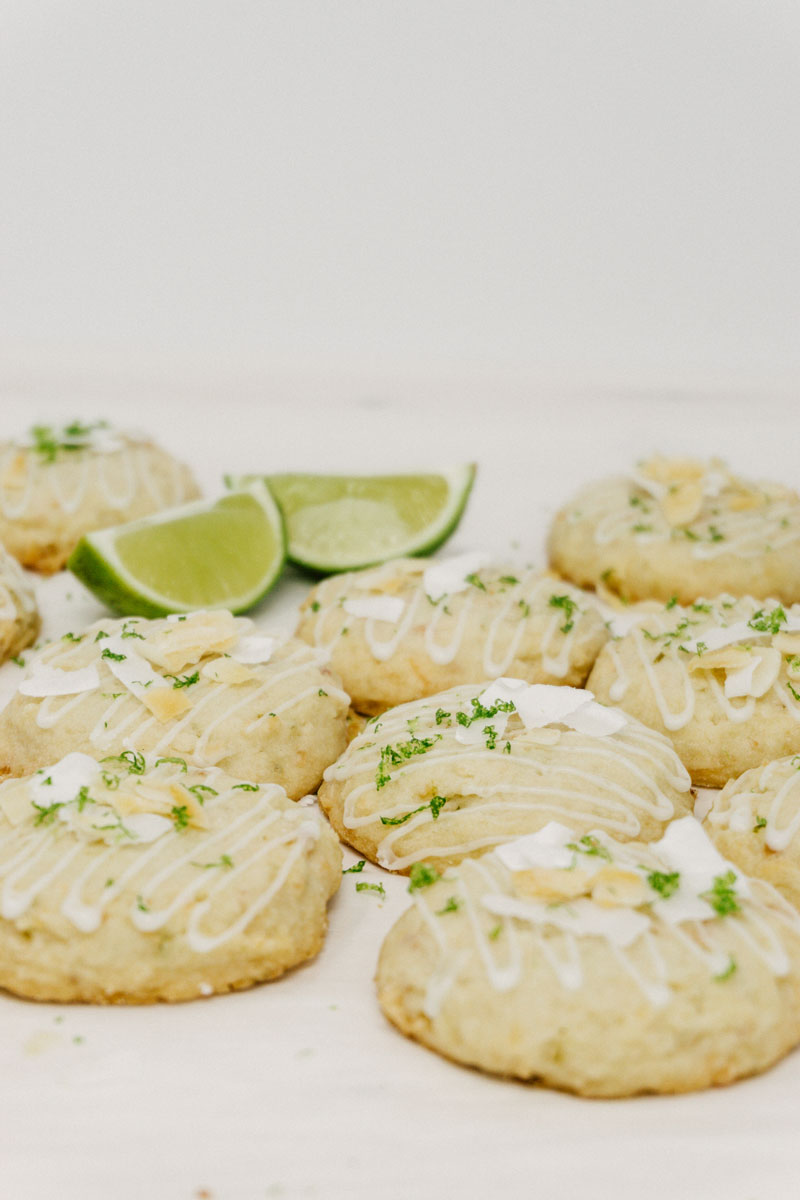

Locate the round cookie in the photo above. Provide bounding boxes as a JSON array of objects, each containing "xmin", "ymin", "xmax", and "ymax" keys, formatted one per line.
[
  {"xmin": 548, "ymin": 456, "xmax": 800, "ymax": 605},
  {"xmin": 588, "ymin": 595, "xmax": 800, "ymax": 788},
  {"xmin": 296, "ymin": 554, "xmax": 609, "ymax": 715},
  {"xmin": 705, "ymin": 756, "xmax": 800, "ymax": 910},
  {"xmin": 0, "ymin": 546, "xmax": 39, "ymax": 665},
  {"xmin": 376, "ymin": 816, "xmax": 800, "ymax": 1096},
  {"xmin": 0, "ymin": 609, "xmax": 349, "ymax": 796},
  {"xmin": 0, "ymin": 420, "xmax": 200, "ymax": 572},
  {"xmin": 0, "ymin": 752, "xmax": 341, "ymax": 1002},
  {"xmin": 319, "ymin": 679, "xmax": 692, "ymax": 871}
]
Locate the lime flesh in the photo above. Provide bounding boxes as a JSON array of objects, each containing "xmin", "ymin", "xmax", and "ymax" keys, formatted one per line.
[
  {"xmin": 230, "ymin": 465, "xmax": 477, "ymax": 573},
  {"xmin": 67, "ymin": 485, "xmax": 286, "ymax": 616}
]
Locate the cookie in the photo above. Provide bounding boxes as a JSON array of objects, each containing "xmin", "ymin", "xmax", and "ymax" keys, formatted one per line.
[
  {"xmin": 0, "ymin": 609, "xmax": 349, "ymax": 795},
  {"xmin": 548, "ymin": 456, "xmax": 800, "ymax": 604},
  {"xmin": 296, "ymin": 554, "xmax": 609, "ymax": 715},
  {"xmin": 588, "ymin": 595, "xmax": 800, "ymax": 788},
  {"xmin": 376, "ymin": 816, "xmax": 800, "ymax": 1096},
  {"xmin": 0, "ymin": 547, "xmax": 39, "ymax": 665},
  {"xmin": 705, "ymin": 756, "xmax": 800, "ymax": 910},
  {"xmin": 0, "ymin": 421, "xmax": 200, "ymax": 572},
  {"xmin": 319, "ymin": 679, "xmax": 692, "ymax": 871},
  {"xmin": 0, "ymin": 752, "xmax": 341, "ymax": 1002}
]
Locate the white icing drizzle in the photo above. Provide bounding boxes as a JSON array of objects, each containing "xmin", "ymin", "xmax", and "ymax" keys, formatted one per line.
[
  {"xmin": 414, "ymin": 819, "xmax": 800, "ymax": 1017},
  {"xmin": 601, "ymin": 596, "xmax": 800, "ymax": 732},
  {"xmin": 183, "ymin": 821, "xmax": 319, "ymax": 953},
  {"xmin": 0, "ymin": 430, "xmax": 193, "ymax": 519},
  {"xmin": 0, "ymin": 757, "xmax": 324, "ymax": 951},
  {"xmin": 323, "ymin": 683, "xmax": 690, "ymax": 869},
  {"xmin": 306, "ymin": 561, "xmax": 604, "ymax": 682},
  {"xmin": 571, "ymin": 467, "xmax": 800, "ymax": 561}
]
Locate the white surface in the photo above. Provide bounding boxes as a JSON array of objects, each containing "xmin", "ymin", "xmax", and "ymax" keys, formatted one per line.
[
  {"xmin": 1, "ymin": 1, "xmax": 800, "ymax": 390},
  {"xmin": 0, "ymin": 389, "xmax": 798, "ymax": 1200}
]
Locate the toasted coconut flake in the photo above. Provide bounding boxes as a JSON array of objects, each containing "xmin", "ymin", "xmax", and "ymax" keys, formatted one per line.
[
  {"xmin": 511, "ymin": 866, "xmax": 593, "ymax": 902},
  {"xmin": 640, "ymin": 456, "xmax": 706, "ymax": 485},
  {"xmin": 523, "ymin": 727, "xmax": 562, "ymax": 747},
  {"xmin": 591, "ymin": 867, "xmax": 650, "ymax": 908},
  {"xmin": 661, "ymin": 480, "xmax": 705, "ymax": 527},
  {"xmin": 139, "ymin": 611, "xmax": 240, "ymax": 673},
  {"xmin": 688, "ymin": 646, "xmax": 753, "ymax": 674},
  {"xmin": 1, "ymin": 452, "xmax": 28, "ymax": 488},
  {"xmin": 142, "ymin": 687, "xmax": 193, "ymax": 722},
  {"xmin": 728, "ymin": 488, "xmax": 764, "ymax": 512},
  {"xmin": 201, "ymin": 658, "xmax": 255, "ymax": 685},
  {"xmin": 0, "ymin": 783, "xmax": 34, "ymax": 827},
  {"xmin": 169, "ymin": 782, "xmax": 209, "ymax": 829},
  {"xmin": 774, "ymin": 633, "xmax": 800, "ymax": 655},
  {"xmin": 115, "ymin": 785, "xmax": 172, "ymax": 818}
]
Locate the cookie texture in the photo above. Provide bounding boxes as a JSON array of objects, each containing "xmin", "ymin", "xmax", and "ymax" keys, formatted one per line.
[
  {"xmin": 706, "ymin": 757, "xmax": 800, "ymax": 910},
  {"xmin": 320, "ymin": 680, "xmax": 692, "ymax": 871},
  {"xmin": 376, "ymin": 817, "xmax": 800, "ymax": 1096},
  {"xmin": 0, "ymin": 753, "xmax": 341, "ymax": 1002},
  {"xmin": 548, "ymin": 456, "xmax": 800, "ymax": 604},
  {"xmin": 588, "ymin": 595, "xmax": 800, "ymax": 788},
  {"xmin": 0, "ymin": 422, "xmax": 200, "ymax": 572},
  {"xmin": 296, "ymin": 555, "xmax": 609, "ymax": 715},
  {"xmin": 0, "ymin": 610, "xmax": 349, "ymax": 796},
  {"xmin": 0, "ymin": 547, "xmax": 39, "ymax": 665}
]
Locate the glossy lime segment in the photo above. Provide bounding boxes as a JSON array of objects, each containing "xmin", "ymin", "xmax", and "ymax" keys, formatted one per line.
[
  {"xmin": 67, "ymin": 485, "xmax": 286, "ymax": 616},
  {"xmin": 230, "ymin": 465, "xmax": 477, "ymax": 573}
]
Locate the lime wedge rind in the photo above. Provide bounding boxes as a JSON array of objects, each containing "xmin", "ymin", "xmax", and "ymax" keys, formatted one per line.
[
  {"xmin": 67, "ymin": 482, "xmax": 287, "ymax": 617},
  {"xmin": 228, "ymin": 464, "xmax": 477, "ymax": 574}
]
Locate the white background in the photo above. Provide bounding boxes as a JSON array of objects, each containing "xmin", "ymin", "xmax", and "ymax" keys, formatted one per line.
[
  {"xmin": 2, "ymin": 5, "xmax": 800, "ymax": 1199},
  {"xmin": 1, "ymin": 1, "xmax": 800, "ymax": 394}
]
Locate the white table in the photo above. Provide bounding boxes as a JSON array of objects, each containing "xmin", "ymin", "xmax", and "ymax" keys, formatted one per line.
[{"xmin": 0, "ymin": 386, "xmax": 795, "ymax": 1200}]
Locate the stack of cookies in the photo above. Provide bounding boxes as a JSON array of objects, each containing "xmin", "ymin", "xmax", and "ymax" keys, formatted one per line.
[
  {"xmin": 0, "ymin": 424, "xmax": 348, "ymax": 1001},
  {"xmin": 3, "ymin": 435, "xmax": 800, "ymax": 1100}
]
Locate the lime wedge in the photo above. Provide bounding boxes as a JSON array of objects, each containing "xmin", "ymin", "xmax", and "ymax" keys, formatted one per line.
[
  {"xmin": 67, "ymin": 484, "xmax": 286, "ymax": 616},
  {"xmin": 229, "ymin": 465, "xmax": 476, "ymax": 573}
]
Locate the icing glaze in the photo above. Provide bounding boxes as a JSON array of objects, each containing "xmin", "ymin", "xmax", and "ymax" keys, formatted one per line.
[
  {"xmin": 0, "ymin": 754, "xmax": 323, "ymax": 950},
  {"xmin": 305, "ymin": 559, "xmax": 605, "ymax": 679},
  {"xmin": 412, "ymin": 819, "xmax": 800, "ymax": 1016},
  {"xmin": 10, "ymin": 611, "xmax": 349, "ymax": 767}
]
